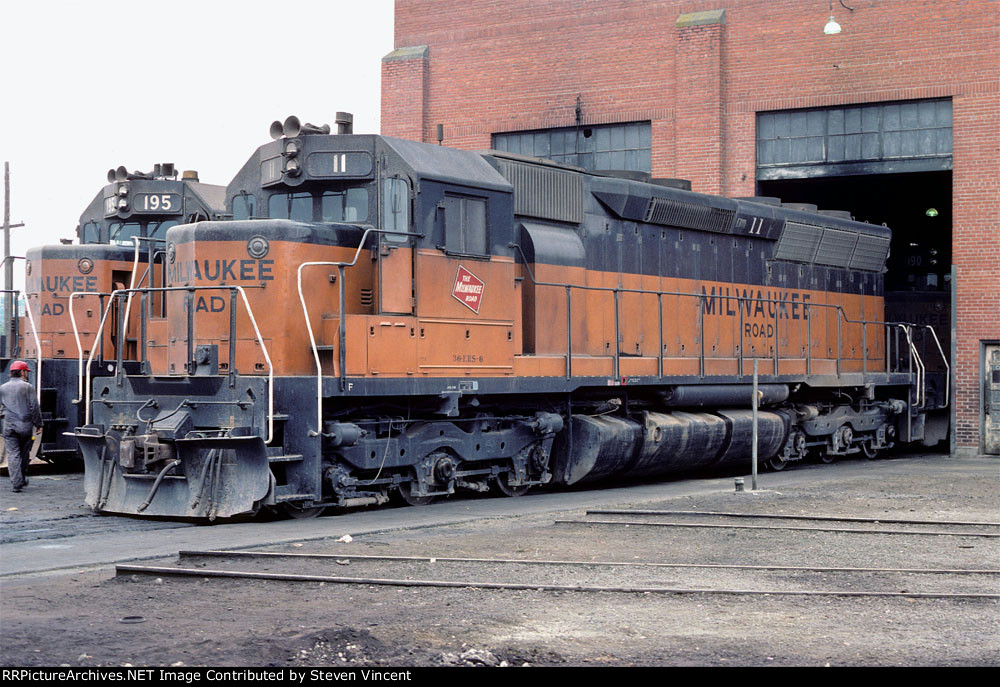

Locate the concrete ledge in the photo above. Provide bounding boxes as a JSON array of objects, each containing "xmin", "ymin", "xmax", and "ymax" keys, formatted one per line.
[
  {"xmin": 953, "ymin": 446, "xmax": 993, "ymax": 458},
  {"xmin": 382, "ymin": 45, "xmax": 430, "ymax": 62},
  {"xmin": 676, "ymin": 9, "xmax": 726, "ymax": 28}
]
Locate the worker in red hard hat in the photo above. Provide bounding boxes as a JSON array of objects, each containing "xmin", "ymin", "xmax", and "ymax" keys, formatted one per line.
[{"xmin": 1, "ymin": 361, "xmax": 42, "ymax": 493}]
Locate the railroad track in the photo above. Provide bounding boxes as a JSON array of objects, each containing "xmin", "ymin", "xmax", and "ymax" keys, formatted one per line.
[
  {"xmin": 553, "ymin": 509, "xmax": 1000, "ymax": 538},
  {"xmin": 116, "ymin": 510, "xmax": 1000, "ymax": 600}
]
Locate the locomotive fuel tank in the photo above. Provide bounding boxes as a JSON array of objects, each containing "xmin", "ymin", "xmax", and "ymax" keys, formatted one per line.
[{"xmin": 551, "ymin": 409, "xmax": 788, "ymax": 485}]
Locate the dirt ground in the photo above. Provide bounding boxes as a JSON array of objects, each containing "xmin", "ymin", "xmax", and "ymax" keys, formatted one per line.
[{"xmin": 1, "ymin": 454, "xmax": 997, "ymax": 667}]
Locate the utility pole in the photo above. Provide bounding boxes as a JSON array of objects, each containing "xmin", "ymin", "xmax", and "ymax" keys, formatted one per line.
[{"xmin": 3, "ymin": 162, "xmax": 26, "ymax": 357}]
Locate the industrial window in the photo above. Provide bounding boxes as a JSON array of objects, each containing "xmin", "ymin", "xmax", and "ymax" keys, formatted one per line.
[
  {"xmin": 757, "ymin": 99, "xmax": 952, "ymax": 178},
  {"xmin": 493, "ymin": 122, "xmax": 652, "ymax": 173},
  {"xmin": 443, "ymin": 195, "xmax": 487, "ymax": 255}
]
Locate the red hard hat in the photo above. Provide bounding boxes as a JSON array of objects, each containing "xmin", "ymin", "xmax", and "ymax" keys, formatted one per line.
[{"xmin": 10, "ymin": 361, "xmax": 29, "ymax": 372}]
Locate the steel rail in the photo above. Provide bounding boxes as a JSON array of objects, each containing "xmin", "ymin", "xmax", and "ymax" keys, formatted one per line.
[
  {"xmin": 176, "ymin": 550, "xmax": 1000, "ymax": 576},
  {"xmin": 554, "ymin": 519, "xmax": 1000, "ymax": 538},
  {"xmin": 115, "ymin": 564, "xmax": 1000, "ymax": 600},
  {"xmin": 586, "ymin": 509, "xmax": 1000, "ymax": 528}
]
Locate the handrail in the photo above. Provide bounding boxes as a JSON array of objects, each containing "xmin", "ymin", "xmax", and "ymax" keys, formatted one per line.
[
  {"xmin": 0, "ymin": 289, "xmax": 41, "ymax": 402},
  {"xmin": 920, "ymin": 324, "xmax": 949, "ymax": 407},
  {"xmin": 119, "ymin": 237, "xmax": 166, "ymax": 350},
  {"xmin": 84, "ymin": 285, "xmax": 274, "ymax": 444},
  {"xmin": 897, "ymin": 325, "xmax": 925, "ymax": 408},
  {"xmin": 69, "ymin": 290, "xmax": 112, "ymax": 403},
  {"xmin": 297, "ymin": 226, "xmax": 421, "ymax": 436},
  {"xmin": 512, "ymin": 245, "xmax": 898, "ymax": 370},
  {"xmin": 0, "ymin": 255, "xmax": 25, "ymax": 359}
]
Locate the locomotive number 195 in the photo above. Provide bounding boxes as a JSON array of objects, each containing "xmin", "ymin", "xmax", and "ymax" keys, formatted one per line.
[{"xmin": 135, "ymin": 193, "xmax": 180, "ymax": 212}]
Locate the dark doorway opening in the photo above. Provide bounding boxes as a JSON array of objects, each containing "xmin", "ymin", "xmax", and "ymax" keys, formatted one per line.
[
  {"xmin": 759, "ymin": 171, "xmax": 952, "ymax": 368},
  {"xmin": 761, "ymin": 170, "xmax": 952, "ymax": 451}
]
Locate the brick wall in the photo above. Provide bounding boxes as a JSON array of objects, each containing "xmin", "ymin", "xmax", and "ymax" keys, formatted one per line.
[{"xmin": 384, "ymin": 0, "xmax": 1000, "ymax": 452}]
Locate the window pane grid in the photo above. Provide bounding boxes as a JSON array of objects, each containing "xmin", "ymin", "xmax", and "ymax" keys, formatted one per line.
[
  {"xmin": 493, "ymin": 122, "xmax": 652, "ymax": 173},
  {"xmin": 757, "ymin": 99, "xmax": 952, "ymax": 167}
]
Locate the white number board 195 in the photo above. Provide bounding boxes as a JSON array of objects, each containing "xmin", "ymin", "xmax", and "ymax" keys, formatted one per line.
[{"xmin": 133, "ymin": 193, "xmax": 181, "ymax": 214}]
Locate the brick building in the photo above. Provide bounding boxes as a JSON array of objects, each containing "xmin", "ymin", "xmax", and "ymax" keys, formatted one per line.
[{"xmin": 381, "ymin": 0, "xmax": 1000, "ymax": 455}]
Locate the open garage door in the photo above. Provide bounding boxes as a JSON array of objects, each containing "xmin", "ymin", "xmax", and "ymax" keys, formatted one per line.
[{"xmin": 756, "ymin": 100, "xmax": 953, "ymax": 379}]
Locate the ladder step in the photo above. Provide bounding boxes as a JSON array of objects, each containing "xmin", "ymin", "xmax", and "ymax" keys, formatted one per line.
[
  {"xmin": 273, "ymin": 485, "xmax": 316, "ymax": 501},
  {"xmin": 271, "ymin": 413, "xmax": 290, "ymax": 422},
  {"xmin": 268, "ymin": 454, "xmax": 304, "ymax": 463}
]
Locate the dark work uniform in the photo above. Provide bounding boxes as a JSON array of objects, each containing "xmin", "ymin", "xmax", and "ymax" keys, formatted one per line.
[{"xmin": 1, "ymin": 376, "xmax": 42, "ymax": 491}]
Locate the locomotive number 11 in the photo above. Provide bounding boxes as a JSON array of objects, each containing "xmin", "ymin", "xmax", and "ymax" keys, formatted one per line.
[{"xmin": 747, "ymin": 217, "xmax": 764, "ymax": 235}]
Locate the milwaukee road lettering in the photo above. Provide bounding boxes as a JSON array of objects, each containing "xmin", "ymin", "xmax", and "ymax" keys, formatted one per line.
[
  {"xmin": 27, "ymin": 275, "xmax": 100, "ymax": 316},
  {"xmin": 701, "ymin": 286, "xmax": 812, "ymax": 339},
  {"xmin": 168, "ymin": 259, "xmax": 275, "ymax": 284},
  {"xmin": 170, "ymin": 259, "xmax": 275, "ymax": 314},
  {"xmin": 27, "ymin": 275, "xmax": 99, "ymax": 295}
]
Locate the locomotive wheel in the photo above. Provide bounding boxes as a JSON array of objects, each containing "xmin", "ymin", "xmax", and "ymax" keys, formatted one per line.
[
  {"xmin": 766, "ymin": 456, "xmax": 788, "ymax": 472},
  {"xmin": 280, "ymin": 502, "xmax": 327, "ymax": 519},
  {"xmin": 862, "ymin": 441, "xmax": 881, "ymax": 460},
  {"xmin": 819, "ymin": 451, "xmax": 836, "ymax": 464},
  {"xmin": 398, "ymin": 482, "xmax": 437, "ymax": 506},
  {"xmin": 493, "ymin": 476, "xmax": 530, "ymax": 497}
]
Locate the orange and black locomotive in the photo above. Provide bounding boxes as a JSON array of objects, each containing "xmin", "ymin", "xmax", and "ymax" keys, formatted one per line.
[
  {"xmin": 73, "ymin": 116, "xmax": 948, "ymax": 518},
  {"xmin": 3, "ymin": 164, "xmax": 224, "ymax": 464}
]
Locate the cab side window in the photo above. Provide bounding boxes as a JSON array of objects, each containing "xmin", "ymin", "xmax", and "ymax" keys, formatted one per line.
[
  {"xmin": 382, "ymin": 178, "xmax": 410, "ymax": 241},
  {"xmin": 233, "ymin": 193, "xmax": 256, "ymax": 220},
  {"xmin": 443, "ymin": 195, "xmax": 487, "ymax": 256},
  {"xmin": 82, "ymin": 222, "xmax": 101, "ymax": 244}
]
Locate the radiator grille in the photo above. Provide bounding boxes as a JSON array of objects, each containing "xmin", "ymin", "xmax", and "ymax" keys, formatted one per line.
[
  {"xmin": 850, "ymin": 234, "xmax": 891, "ymax": 271},
  {"xmin": 494, "ymin": 158, "xmax": 584, "ymax": 223},
  {"xmin": 815, "ymin": 228, "xmax": 859, "ymax": 267},
  {"xmin": 644, "ymin": 197, "xmax": 736, "ymax": 233},
  {"xmin": 774, "ymin": 221, "xmax": 822, "ymax": 263}
]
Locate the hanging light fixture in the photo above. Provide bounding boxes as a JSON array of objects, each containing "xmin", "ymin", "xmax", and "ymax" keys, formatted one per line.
[{"xmin": 824, "ymin": 0, "xmax": 842, "ymax": 34}]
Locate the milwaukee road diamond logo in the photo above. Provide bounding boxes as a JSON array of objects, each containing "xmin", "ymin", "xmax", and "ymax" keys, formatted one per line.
[{"xmin": 452, "ymin": 265, "xmax": 485, "ymax": 314}]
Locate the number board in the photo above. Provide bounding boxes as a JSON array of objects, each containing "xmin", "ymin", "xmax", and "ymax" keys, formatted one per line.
[
  {"xmin": 306, "ymin": 151, "xmax": 374, "ymax": 178},
  {"xmin": 103, "ymin": 195, "xmax": 117, "ymax": 217},
  {"xmin": 261, "ymin": 156, "xmax": 283, "ymax": 186},
  {"xmin": 133, "ymin": 193, "xmax": 182, "ymax": 214}
]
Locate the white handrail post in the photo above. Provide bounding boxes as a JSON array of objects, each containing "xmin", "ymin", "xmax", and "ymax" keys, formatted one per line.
[{"xmin": 20, "ymin": 293, "xmax": 41, "ymax": 403}]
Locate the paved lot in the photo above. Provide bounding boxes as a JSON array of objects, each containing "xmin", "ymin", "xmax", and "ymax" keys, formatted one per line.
[{"xmin": 1, "ymin": 453, "xmax": 997, "ymax": 667}]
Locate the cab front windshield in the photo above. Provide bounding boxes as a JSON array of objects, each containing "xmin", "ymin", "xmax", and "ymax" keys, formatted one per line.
[
  {"xmin": 109, "ymin": 221, "xmax": 178, "ymax": 246},
  {"xmin": 267, "ymin": 187, "xmax": 369, "ymax": 223}
]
